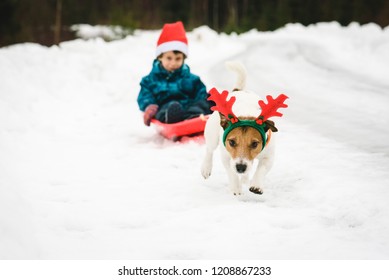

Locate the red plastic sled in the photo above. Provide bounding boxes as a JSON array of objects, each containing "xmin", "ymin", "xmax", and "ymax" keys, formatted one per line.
[{"xmin": 151, "ymin": 115, "xmax": 209, "ymax": 141}]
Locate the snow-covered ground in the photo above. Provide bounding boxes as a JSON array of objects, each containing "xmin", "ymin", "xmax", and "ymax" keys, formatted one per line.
[{"xmin": 1, "ymin": 22, "xmax": 389, "ymax": 259}]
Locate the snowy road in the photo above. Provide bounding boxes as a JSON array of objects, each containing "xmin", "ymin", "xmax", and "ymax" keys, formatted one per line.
[{"xmin": 1, "ymin": 22, "xmax": 389, "ymax": 259}]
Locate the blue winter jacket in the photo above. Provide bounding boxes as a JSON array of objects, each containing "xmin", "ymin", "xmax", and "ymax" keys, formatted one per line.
[{"xmin": 137, "ymin": 60, "xmax": 208, "ymax": 111}]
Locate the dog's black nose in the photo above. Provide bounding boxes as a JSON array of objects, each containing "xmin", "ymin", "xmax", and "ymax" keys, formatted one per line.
[{"xmin": 236, "ymin": 163, "xmax": 247, "ymax": 173}]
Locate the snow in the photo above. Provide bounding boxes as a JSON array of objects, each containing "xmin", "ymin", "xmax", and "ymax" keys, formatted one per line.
[
  {"xmin": 1, "ymin": 22, "xmax": 389, "ymax": 260},
  {"xmin": 71, "ymin": 24, "xmax": 132, "ymax": 41}
]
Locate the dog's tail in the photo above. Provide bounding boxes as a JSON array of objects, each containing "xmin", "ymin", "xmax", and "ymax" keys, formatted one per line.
[{"xmin": 225, "ymin": 61, "xmax": 247, "ymax": 91}]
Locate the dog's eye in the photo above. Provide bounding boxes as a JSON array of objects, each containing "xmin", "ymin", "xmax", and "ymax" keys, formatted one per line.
[
  {"xmin": 228, "ymin": 139, "xmax": 237, "ymax": 147},
  {"xmin": 250, "ymin": 141, "xmax": 259, "ymax": 149}
]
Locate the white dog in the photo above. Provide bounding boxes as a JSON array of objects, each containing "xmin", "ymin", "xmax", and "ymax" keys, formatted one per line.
[{"xmin": 201, "ymin": 62, "xmax": 288, "ymax": 195}]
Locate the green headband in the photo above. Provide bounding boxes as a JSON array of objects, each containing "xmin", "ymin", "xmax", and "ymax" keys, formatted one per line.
[{"xmin": 222, "ymin": 120, "xmax": 267, "ymax": 150}]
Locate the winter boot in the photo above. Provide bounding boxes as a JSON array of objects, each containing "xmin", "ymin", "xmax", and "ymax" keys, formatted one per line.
[{"xmin": 165, "ymin": 102, "xmax": 184, "ymax": 123}]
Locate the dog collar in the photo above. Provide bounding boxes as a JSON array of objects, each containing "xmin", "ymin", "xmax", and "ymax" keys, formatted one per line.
[{"xmin": 223, "ymin": 120, "xmax": 267, "ymax": 150}]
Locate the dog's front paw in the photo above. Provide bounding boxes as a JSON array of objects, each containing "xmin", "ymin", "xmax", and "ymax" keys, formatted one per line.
[
  {"xmin": 249, "ymin": 186, "xmax": 263, "ymax": 195},
  {"xmin": 231, "ymin": 184, "xmax": 242, "ymax": 196},
  {"xmin": 201, "ymin": 162, "xmax": 212, "ymax": 179}
]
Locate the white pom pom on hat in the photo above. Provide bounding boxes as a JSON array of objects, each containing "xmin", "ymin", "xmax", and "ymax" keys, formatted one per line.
[{"xmin": 156, "ymin": 21, "xmax": 188, "ymax": 58}]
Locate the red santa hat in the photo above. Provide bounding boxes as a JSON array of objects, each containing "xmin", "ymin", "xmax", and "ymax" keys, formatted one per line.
[{"xmin": 156, "ymin": 21, "xmax": 188, "ymax": 58}]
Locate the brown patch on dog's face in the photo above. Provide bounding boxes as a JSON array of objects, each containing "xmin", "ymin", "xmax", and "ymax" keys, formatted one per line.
[
  {"xmin": 224, "ymin": 126, "xmax": 263, "ymax": 161},
  {"xmin": 220, "ymin": 116, "xmax": 274, "ymax": 174}
]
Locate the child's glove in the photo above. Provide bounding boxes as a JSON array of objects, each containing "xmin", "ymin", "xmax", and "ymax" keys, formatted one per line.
[{"xmin": 143, "ymin": 104, "xmax": 159, "ymax": 126}]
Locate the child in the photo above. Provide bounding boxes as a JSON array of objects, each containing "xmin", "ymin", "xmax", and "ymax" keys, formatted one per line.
[{"xmin": 137, "ymin": 21, "xmax": 212, "ymax": 126}]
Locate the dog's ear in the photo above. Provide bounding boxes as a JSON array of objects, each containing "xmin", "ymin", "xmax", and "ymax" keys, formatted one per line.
[
  {"xmin": 219, "ymin": 113, "xmax": 230, "ymax": 129},
  {"xmin": 264, "ymin": 120, "xmax": 278, "ymax": 132}
]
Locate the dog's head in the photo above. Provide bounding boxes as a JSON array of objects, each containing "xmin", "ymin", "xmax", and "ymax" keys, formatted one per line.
[
  {"xmin": 220, "ymin": 115, "xmax": 277, "ymax": 174},
  {"xmin": 208, "ymin": 87, "xmax": 288, "ymax": 175}
]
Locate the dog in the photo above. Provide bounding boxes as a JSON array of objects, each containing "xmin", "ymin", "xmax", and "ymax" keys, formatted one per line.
[{"xmin": 201, "ymin": 61, "xmax": 288, "ymax": 195}]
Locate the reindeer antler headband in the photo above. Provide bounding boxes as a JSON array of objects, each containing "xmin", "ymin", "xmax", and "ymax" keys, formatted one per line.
[{"xmin": 208, "ymin": 88, "xmax": 288, "ymax": 149}]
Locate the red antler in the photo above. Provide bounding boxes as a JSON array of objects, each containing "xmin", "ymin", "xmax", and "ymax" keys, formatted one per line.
[
  {"xmin": 208, "ymin": 88, "xmax": 238, "ymax": 123},
  {"xmin": 257, "ymin": 94, "xmax": 288, "ymax": 124}
]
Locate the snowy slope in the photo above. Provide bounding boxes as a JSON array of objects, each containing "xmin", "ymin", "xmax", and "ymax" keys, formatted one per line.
[{"xmin": 1, "ymin": 22, "xmax": 389, "ymax": 259}]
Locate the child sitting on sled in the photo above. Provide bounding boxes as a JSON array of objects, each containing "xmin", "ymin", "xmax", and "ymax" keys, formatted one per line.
[{"xmin": 137, "ymin": 21, "xmax": 212, "ymax": 126}]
